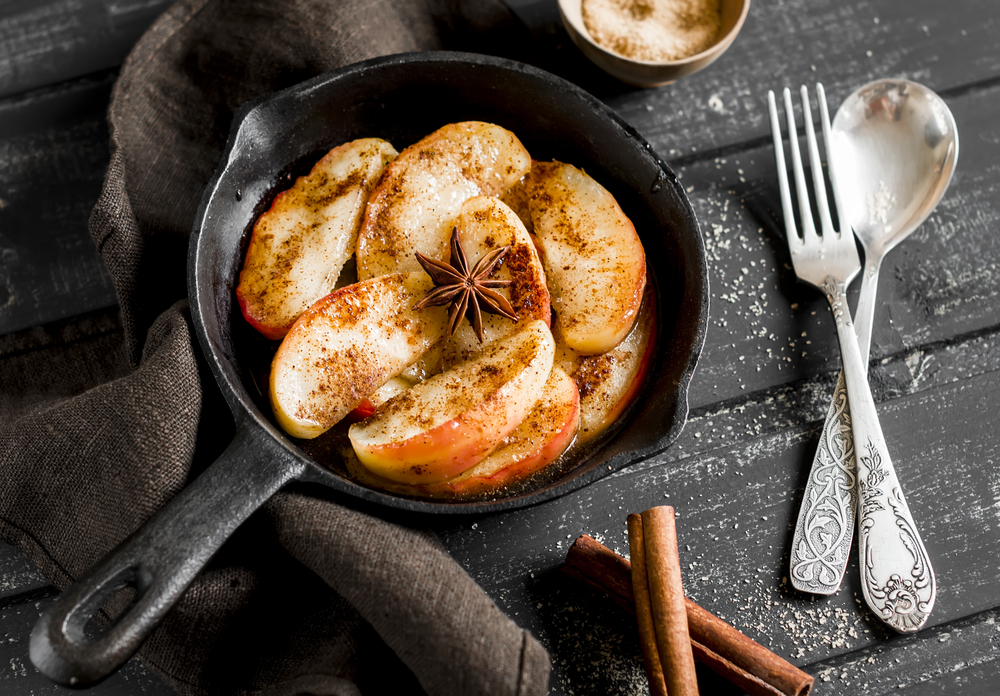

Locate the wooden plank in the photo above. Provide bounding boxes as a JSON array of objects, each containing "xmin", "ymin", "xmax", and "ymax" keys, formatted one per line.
[
  {"xmin": 0, "ymin": 0, "xmax": 172, "ymax": 99},
  {"xmin": 0, "ymin": 544, "xmax": 50, "ymax": 607},
  {"xmin": 805, "ymin": 607, "xmax": 1000, "ymax": 694},
  {"xmin": 0, "ymin": 599, "xmax": 174, "ymax": 694},
  {"xmin": 0, "ymin": 76, "xmax": 118, "ymax": 335}
]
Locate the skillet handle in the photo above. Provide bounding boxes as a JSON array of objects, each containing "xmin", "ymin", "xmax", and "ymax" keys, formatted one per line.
[{"xmin": 29, "ymin": 426, "xmax": 305, "ymax": 687}]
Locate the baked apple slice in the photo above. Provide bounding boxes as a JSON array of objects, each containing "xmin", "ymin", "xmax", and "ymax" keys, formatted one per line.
[
  {"xmin": 557, "ymin": 280, "xmax": 657, "ymax": 444},
  {"xmin": 238, "ymin": 138, "xmax": 397, "ymax": 339},
  {"xmin": 418, "ymin": 365, "xmax": 580, "ymax": 496},
  {"xmin": 345, "ymin": 376, "xmax": 414, "ymax": 424},
  {"xmin": 498, "ymin": 174, "xmax": 533, "ymax": 232},
  {"xmin": 526, "ymin": 160, "xmax": 646, "ymax": 355},
  {"xmin": 269, "ymin": 272, "xmax": 448, "ymax": 439},
  {"xmin": 348, "ymin": 320, "xmax": 555, "ymax": 484},
  {"xmin": 356, "ymin": 122, "xmax": 531, "ymax": 280},
  {"xmin": 440, "ymin": 196, "xmax": 550, "ymax": 365}
]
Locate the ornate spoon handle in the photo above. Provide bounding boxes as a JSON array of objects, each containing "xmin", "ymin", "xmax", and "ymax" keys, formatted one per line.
[
  {"xmin": 790, "ymin": 265, "xmax": 880, "ymax": 594},
  {"xmin": 822, "ymin": 278, "xmax": 935, "ymax": 633}
]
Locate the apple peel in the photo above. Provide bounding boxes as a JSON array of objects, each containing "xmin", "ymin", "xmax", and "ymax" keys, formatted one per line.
[
  {"xmin": 356, "ymin": 121, "xmax": 532, "ymax": 280},
  {"xmin": 416, "ymin": 364, "xmax": 580, "ymax": 496},
  {"xmin": 557, "ymin": 278, "xmax": 658, "ymax": 445},
  {"xmin": 527, "ymin": 160, "xmax": 646, "ymax": 355},
  {"xmin": 237, "ymin": 137, "xmax": 397, "ymax": 339},
  {"xmin": 269, "ymin": 272, "xmax": 448, "ymax": 440},
  {"xmin": 348, "ymin": 320, "xmax": 555, "ymax": 484}
]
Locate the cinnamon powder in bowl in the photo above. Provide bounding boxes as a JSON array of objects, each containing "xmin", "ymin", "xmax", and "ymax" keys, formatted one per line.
[
  {"xmin": 583, "ymin": 0, "xmax": 722, "ymax": 63},
  {"xmin": 558, "ymin": 0, "xmax": 750, "ymax": 87}
]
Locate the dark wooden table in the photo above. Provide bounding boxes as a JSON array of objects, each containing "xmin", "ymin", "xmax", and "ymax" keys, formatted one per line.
[{"xmin": 3, "ymin": 0, "xmax": 999, "ymax": 693}]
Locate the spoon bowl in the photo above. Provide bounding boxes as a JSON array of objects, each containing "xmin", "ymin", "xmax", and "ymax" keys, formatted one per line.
[{"xmin": 831, "ymin": 79, "xmax": 959, "ymax": 259}]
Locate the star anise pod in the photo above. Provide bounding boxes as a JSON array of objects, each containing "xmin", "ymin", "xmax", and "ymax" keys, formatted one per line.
[{"xmin": 413, "ymin": 227, "xmax": 518, "ymax": 342}]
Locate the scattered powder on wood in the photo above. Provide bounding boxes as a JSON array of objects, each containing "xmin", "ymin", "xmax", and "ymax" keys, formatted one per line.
[{"xmin": 582, "ymin": 0, "xmax": 723, "ymax": 62}]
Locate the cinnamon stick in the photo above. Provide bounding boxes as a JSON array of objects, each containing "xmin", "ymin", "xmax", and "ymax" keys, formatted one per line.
[
  {"xmin": 639, "ymin": 507, "xmax": 699, "ymax": 696},
  {"xmin": 626, "ymin": 514, "xmax": 669, "ymax": 696},
  {"xmin": 561, "ymin": 534, "xmax": 814, "ymax": 696}
]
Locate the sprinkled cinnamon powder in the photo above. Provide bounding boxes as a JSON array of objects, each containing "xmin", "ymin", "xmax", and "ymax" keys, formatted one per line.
[{"xmin": 582, "ymin": 0, "xmax": 723, "ymax": 62}]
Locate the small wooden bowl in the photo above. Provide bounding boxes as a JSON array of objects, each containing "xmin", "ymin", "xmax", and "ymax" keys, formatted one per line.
[{"xmin": 558, "ymin": 0, "xmax": 750, "ymax": 87}]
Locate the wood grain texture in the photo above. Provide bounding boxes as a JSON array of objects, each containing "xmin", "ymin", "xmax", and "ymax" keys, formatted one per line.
[
  {"xmin": 0, "ymin": 0, "xmax": 173, "ymax": 99},
  {"xmin": 0, "ymin": 543, "xmax": 50, "ymax": 607},
  {"xmin": 0, "ymin": 599, "xmax": 175, "ymax": 694},
  {"xmin": 804, "ymin": 607, "xmax": 1000, "ymax": 694},
  {"xmin": 0, "ymin": 76, "xmax": 118, "ymax": 335}
]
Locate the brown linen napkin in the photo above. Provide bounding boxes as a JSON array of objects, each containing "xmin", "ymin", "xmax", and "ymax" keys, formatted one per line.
[{"xmin": 0, "ymin": 0, "xmax": 550, "ymax": 694}]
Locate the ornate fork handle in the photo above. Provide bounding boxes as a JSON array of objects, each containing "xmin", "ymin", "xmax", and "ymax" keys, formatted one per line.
[
  {"xmin": 789, "ymin": 368, "xmax": 856, "ymax": 593},
  {"xmin": 790, "ymin": 267, "xmax": 880, "ymax": 594},
  {"xmin": 820, "ymin": 277, "xmax": 936, "ymax": 633}
]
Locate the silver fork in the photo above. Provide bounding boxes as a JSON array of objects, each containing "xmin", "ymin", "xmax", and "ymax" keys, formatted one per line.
[{"xmin": 768, "ymin": 85, "xmax": 935, "ymax": 634}]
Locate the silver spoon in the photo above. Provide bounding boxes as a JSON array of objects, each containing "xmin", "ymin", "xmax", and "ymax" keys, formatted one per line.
[{"xmin": 789, "ymin": 79, "xmax": 959, "ymax": 612}]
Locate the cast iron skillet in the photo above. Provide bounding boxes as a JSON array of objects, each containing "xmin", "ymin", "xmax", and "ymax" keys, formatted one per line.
[{"xmin": 30, "ymin": 52, "xmax": 708, "ymax": 687}]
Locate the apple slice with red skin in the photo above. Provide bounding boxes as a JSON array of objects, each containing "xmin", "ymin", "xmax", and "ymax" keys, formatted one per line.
[
  {"xmin": 440, "ymin": 196, "xmax": 551, "ymax": 366},
  {"xmin": 344, "ymin": 376, "xmax": 414, "ymax": 424},
  {"xmin": 269, "ymin": 272, "xmax": 448, "ymax": 439},
  {"xmin": 342, "ymin": 284, "xmax": 654, "ymax": 496},
  {"xmin": 556, "ymin": 279, "xmax": 657, "ymax": 445},
  {"xmin": 526, "ymin": 160, "xmax": 646, "ymax": 355},
  {"xmin": 347, "ymin": 195, "xmax": 549, "ymax": 422},
  {"xmin": 345, "ymin": 343, "xmax": 445, "ymax": 423},
  {"xmin": 237, "ymin": 138, "xmax": 397, "ymax": 339},
  {"xmin": 348, "ymin": 320, "xmax": 554, "ymax": 485},
  {"xmin": 414, "ymin": 364, "xmax": 579, "ymax": 496},
  {"xmin": 356, "ymin": 121, "xmax": 531, "ymax": 280}
]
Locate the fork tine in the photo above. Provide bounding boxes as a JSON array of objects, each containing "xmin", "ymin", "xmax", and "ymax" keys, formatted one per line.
[
  {"xmin": 767, "ymin": 90, "xmax": 800, "ymax": 248},
  {"xmin": 816, "ymin": 83, "xmax": 847, "ymax": 236},
  {"xmin": 800, "ymin": 85, "xmax": 835, "ymax": 237},
  {"xmin": 782, "ymin": 87, "xmax": 818, "ymax": 242}
]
